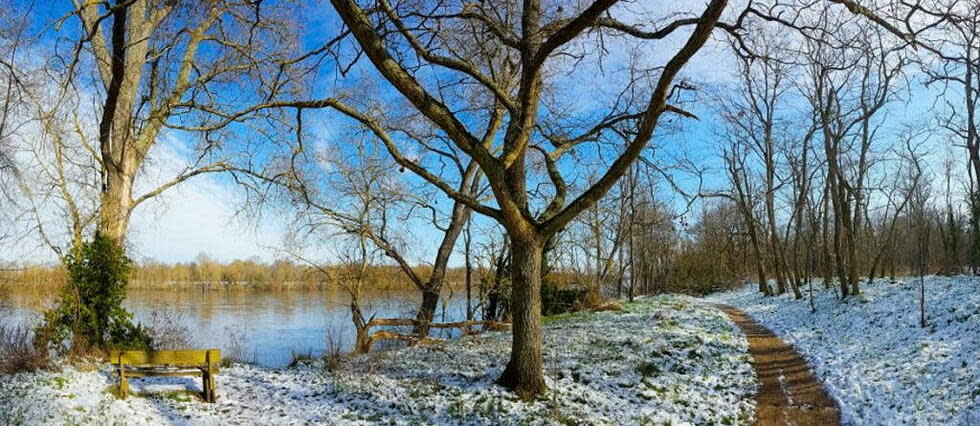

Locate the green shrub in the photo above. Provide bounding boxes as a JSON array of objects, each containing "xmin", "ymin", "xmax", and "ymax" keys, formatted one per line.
[{"xmin": 38, "ymin": 232, "xmax": 150, "ymax": 352}]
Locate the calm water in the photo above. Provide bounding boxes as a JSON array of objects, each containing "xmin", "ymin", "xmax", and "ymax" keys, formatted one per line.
[{"xmin": 0, "ymin": 286, "xmax": 474, "ymax": 367}]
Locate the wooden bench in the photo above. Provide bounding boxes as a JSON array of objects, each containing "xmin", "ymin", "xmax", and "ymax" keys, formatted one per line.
[{"xmin": 109, "ymin": 349, "xmax": 221, "ymax": 403}]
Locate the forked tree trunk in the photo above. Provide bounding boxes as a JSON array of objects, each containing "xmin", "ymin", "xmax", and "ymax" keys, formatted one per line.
[
  {"xmin": 765, "ymin": 174, "xmax": 788, "ymax": 295},
  {"xmin": 413, "ymin": 288, "xmax": 441, "ymax": 336},
  {"xmin": 351, "ymin": 302, "xmax": 372, "ymax": 354},
  {"xmin": 95, "ymin": 0, "xmax": 148, "ymax": 246},
  {"xmin": 496, "ymin": 233, "xmax": 546, "ymax": 399},
  {"xmin": 410, "ymin": 190, "xmax": 473, "ymax": 335}
]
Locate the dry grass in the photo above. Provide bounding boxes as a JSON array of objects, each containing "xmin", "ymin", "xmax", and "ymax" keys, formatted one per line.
[
  {"xmin": 288, "ymin": 349, "xmax": 315, "ymax": 368},
  {"xmin": 592, "ymin": 300, "xmax": 625, "ymax": 312},
  {"xmin": 221, "ymin": 325, "xmax": 257, "ymax": 366},
  {"xmin": 322, "ymin": 324, "xmax": 346, "ymax": 372},
  {"xmin": 147, "ymin": 309, "xmax": 194, "ymax": 350},
  {"xmin": 2, "ymin": 285, "xmax": 48, "ymax": 374},
  {"xmin": 0, "ymin": 322, "xmax": 51, "ymax": 374}
]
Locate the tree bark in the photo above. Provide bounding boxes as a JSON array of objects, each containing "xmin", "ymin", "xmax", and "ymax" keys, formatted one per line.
[
  {"xmin": 496, "ymin": 233, "xmax": 546, "ymax": 399},
  {"xmin": 99, "ymin": 159, "xmax": 136, "ymax": 243},
  {"xmin": 821, "ymin": 178, "xmax": 835, "ymax": 290},
  {"xmin": 414, "ymin": 289, "xmax": 441, "ymax": 336},
  {"xmin": 352, "ymin": 302, "xmax": 372, "ymax": 354},
  {"xmin": 465, "ymin": 217, "xmax": 473, "ymax": 321}
]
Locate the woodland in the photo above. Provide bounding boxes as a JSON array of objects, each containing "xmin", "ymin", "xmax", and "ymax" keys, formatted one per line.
[{"xmin": 0, "ymin": 1, "xmax": 979, "ymax": 424}]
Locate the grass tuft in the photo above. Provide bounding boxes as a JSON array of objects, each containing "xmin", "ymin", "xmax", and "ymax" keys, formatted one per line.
[
  {"xmin": 288, "ymin": 349, "xmax": 315, "ymax": 368},
  {"xmin": 0, "ymin": 322, "xmax": 51, "ymax": 375}
]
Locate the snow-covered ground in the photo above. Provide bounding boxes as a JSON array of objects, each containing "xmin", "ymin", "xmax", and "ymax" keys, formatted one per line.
[
  {"xmin": 0, "ymin": 295, "xmax": 756, "ymax": 425},
  {"xmin": 710, "ymin": 275, "xmax": 980, "ymax": 425}
]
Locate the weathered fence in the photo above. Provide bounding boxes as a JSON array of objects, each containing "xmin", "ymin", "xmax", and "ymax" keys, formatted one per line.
[{"xmin": 355, "ymin": 318, "xmax": 509, "ymax": 353}]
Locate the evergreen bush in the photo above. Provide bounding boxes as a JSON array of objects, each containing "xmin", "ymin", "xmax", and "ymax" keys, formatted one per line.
[{"xmin": 38, "ymin": 232, "xmax": 150, "ymax": 352}]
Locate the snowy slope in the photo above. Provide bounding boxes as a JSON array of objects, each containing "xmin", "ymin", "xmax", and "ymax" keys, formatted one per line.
[
  {"xmin": 710, "ymin": 275, "xmax": 980, "ymax": 425},
  {"xmin": 0, "ymin": 295, "xmax": 756, "ymax": 425}
]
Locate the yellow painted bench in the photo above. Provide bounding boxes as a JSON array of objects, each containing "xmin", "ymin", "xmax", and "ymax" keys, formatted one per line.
[{"xmin": 109, "ymin": 349, "xmax": 221, "ymax": 403}]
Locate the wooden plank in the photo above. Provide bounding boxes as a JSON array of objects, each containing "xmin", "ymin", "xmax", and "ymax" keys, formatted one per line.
[
  {"xmin": 124, "ymin": 370, "xmax": 205, "ymax": 378},
  {"xmin": 128, "ymin": 367, "xmax": 203, "ymax": 373},
  {"xmin": 109, "ymin": 349, "xmax": 221, "ymax": 366}
]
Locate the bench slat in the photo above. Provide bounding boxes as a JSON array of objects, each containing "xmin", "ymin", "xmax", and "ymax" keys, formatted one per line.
[
  {"xmin": 109, "ymin": 349, "xmax": 221, "ymax": 367},
  {"xmin": 124, "ymin": 370, "xmax": 208, "ymax": 378}
]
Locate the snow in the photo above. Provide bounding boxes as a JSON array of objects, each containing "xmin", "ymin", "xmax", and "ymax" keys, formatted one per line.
[
  {"xmin": 709, "ymin": 275, "xmax": 980, "ymax": 425},
  {"xmin": 0, "ymin": 295, "xmax": 756, "ymax": 425}
]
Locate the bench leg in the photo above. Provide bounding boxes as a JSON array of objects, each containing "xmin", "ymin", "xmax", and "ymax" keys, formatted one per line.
[
  {"xmin": 208, "ymin": 371, "xmax": 217, "ymax": 402},
  {"xmin": 118, "ymin": 367, "xmax": 129, "ymax": 399},
  {"xmin": 201, "ymin": 370, "xmax": 216, "ymax": 403},
  {"xmin": 202, "ymin": 370, "xmax": 210, "ymax": 402}
]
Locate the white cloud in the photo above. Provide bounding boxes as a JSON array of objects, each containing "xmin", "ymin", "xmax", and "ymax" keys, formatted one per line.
[{"xmin": 127, "ymin": 135, "xmax": 284, "ymax": 264}]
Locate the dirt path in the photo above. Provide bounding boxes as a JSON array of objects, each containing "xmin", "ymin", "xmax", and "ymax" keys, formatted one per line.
[{"xmin": 714, "ymin": 304, "xmax": 840, "ymax": 426}]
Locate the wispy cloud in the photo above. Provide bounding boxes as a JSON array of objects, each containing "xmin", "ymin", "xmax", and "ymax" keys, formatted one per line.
[{"xmin": 128, "ymin": 135, "xmax": 285, "ymax": 264}]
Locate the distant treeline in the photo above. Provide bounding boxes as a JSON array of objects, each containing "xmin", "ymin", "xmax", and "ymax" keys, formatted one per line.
[
  {"xmin": 0, "ymin": 258, "xmax": 584, "ymax": 291},
  {"xmin": 0, "ymin": 259, "xmax": 459, "ymax": 290}
]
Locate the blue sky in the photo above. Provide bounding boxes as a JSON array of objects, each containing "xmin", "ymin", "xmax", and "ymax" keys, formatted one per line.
[{"xmin": 2, "ymin": 0, "xmax": 963, "ymax": 267}]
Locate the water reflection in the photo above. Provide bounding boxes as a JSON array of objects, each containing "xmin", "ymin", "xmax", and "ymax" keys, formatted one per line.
[{"xmin": 1, "ymin": 286, "xmax": 474, "ymax": 367}]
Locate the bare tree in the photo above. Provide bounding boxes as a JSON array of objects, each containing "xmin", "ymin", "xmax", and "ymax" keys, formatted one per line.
[
  {"xmin": 0, "ymin": 2, "xmax": 33, "ymax": 242},
  {"xmin": 260, "ymin": 0, "xmax": 731, "ymax": 397},
  {"xmin": 796, "ymin": 11, "xmax": 906, "ymax": 296},
  {"xmin": 566, "ymin": 170, "xmax": 633, "ymax": 301},
  {"xmin": 720, "ymin": 124, "xmax": 771, "ymax": 296},
  {"xmin": 936, "ymin": 150, "xmax": 966, "ymax": 275},
  {"xmin": 17, "ymin": 0, "xmax": 306, "ymax": 250},
  {"xmin": 899, "ymin": 132, "xmax": 931, "ymax": 327},
  {"xmin": 916, "ymin": 0, "xmax": 980, "ymax": 274},
  {"xmin": 267, "ymin": 139, "xmax": 405, "ymax": 354},
  {"xmin": 718, "ymin": 25, "xmax": 804, "ymax": 298},
  {"xmin": 475, "ymin": 226, "xmax": 512, "ymax": 323}
]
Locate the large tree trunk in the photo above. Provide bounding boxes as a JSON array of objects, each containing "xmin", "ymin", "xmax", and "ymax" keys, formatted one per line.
[
  {"xmin": 496, "ymin": 233, "xmax": 546, "ymax": 399},
  {"xmin": 95, "ymin": 0, "xmax": 150, "ymax": 245},
  {"xmin": 964, "ymin": 63, "xmax": 980, "ymax": 275},
  {"xmin": 827, "ymin": 160, "xmax": 850, "ymax": 297},
  {"xmin": 833, "ymin": 212, "xmax": 849, "ymax": 297},
  {"xmin": 844, "ymin": 215, "xmax": 860, "ymax": 295},
  {"xmin": 98, "ymin": 161, "xmax": 135, "ymax": 243}
]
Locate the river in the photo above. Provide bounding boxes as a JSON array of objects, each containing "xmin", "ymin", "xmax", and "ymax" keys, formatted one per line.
[{"xmin": 0, "ymin": 285, "xmax": 475, "ymax": 367}]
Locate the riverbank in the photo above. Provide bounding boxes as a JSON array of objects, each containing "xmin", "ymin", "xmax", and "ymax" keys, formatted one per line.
[
  {"xmin": 0, "ymin": 295, "xmax": 756, "ymax": 425},
  {"xmin": 709, "ymin": 275, "xmax": 980, "ymax": 424}
]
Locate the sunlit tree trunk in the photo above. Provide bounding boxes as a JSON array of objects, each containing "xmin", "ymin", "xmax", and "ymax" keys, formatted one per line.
[{"xmin": 496, "ymin": 232, "xmax": 545, "ymax": 398}]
